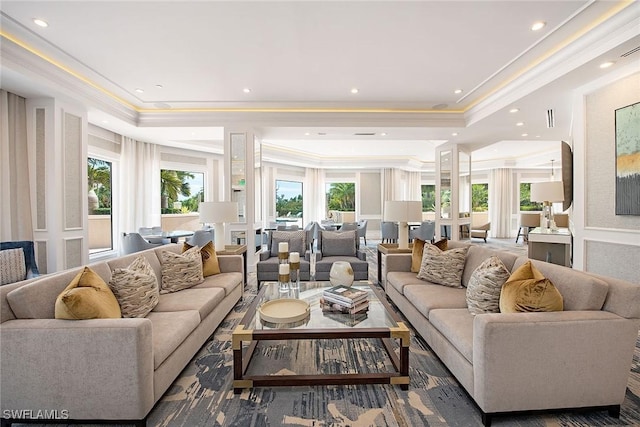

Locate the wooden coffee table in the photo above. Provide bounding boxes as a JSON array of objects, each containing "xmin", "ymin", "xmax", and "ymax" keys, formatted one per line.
[{"xmin": 232, "ymin": 281, "xmax": 410, "ymax": 393}]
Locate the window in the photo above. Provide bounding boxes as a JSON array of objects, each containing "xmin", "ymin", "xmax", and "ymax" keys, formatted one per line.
[
  {"xmin": 520, "ymin": 182, "xmax": 544, "ymax": 211},
  {"xmin": 275, "ymin": 180, "xmax": 303, "ymax": 228},
  {"xmin": 88, "ymin": 157, "xmax": 113, "ymax": 253},
  {"xmin": 325, "ymin": 182, "xmax": 355, "ymax": 218},
  {"xmin": 160, "ymin": 169, "xmax": 204, "ymax": 214},
  {"xmin": 472, "ymin": 183, "xmax": 488, "ymax": 212},
  {"xmin": 421, "ymin": 184, "xmax": 436, "ymax": 212}
]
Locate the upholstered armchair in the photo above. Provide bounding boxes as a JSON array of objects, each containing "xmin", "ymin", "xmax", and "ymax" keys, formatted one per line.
[
  {"xmin": 311, "ymin": 230, "xmax": 368, "ymax": 281},
  {"xmin": 256, "ymin": 230, "xmax": 311, "ymax": 289},
  {"xmin": 470, "ymin": 222, "xmax": 491, "ymax": 243}
]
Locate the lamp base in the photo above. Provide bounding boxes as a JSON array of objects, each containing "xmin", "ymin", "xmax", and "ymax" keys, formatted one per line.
[
  {"xmin": 214, "ymin": 223, "xmax": 226, "ymax": 250},
  {"xmin": 398, "ymin": 222, "xmax": 409, "ymax": 250}
]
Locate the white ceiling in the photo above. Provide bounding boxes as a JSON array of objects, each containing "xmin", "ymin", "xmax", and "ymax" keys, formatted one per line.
[{"xmin": 1, "ymin": 1, "xmax": 639, "ymax": 169}]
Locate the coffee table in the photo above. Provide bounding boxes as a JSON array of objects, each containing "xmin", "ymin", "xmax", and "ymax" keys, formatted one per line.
[{"xmin": 232, "ymin": 281, "xmax": 410, "ymax": 393}]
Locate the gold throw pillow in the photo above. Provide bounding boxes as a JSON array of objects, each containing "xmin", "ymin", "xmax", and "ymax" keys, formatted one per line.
[
  {"xmin": 411, "ymin": 238, "xmax": 447, "ymax": 273},
  {"xmin": 499, "ymin": 260, "xmax": 563, "ymax": 313},
  {"xmin": 183, "ymin": 241, "xmax": 220, "ymax": 276},
  {"xmin": 55, "ymin": 267, "xmax": 122, "ymax": 319}
]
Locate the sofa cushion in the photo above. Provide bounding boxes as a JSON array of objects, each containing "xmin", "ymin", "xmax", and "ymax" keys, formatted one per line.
[
  {"xmin": 387, "ymin": 271, "xmax": 426, "ymax": 295},
  {"xmin": 160, "ymin": 246, "xmax": 204, "ymax": 293},
  {"xmin": 429, "ymin": 308, "xmax": 475, "ymax": 363},
  {"xmin": 462, "ymin": 245, "xmax": 518, "ymax": 288},
  {"xmin": 269, "ymin": 230, "xmax": 306, "ymax": 257},
  {"xmin": 500, "ymin": 260, "xmax": 563, "ymax": 313},
  {"xmin": 466, "ymin": 256, "xmax": 511, "ymax": 315},
  {"xmin": 321, "ymin": 231, "xmax": 357, "ymax": 257},
  {"xmin": 403, "ymin": 284, "xmax": 467, "ymax": 318},
  {"xmin": 146, "ymin": 310, "xmax": 200, "ymax": 369},
  {"xmin": 183, "ymin": 241, "xmax": 221, "ymax": 276},
  {"xmin": 192, "ymin": 272, "xmax": 244, "ymax": 296},
  {"xmin": 109, "ymin": 255, "xmax": 159, "ymax": 318},
  {"xmin": 0, "ymin": 248, "xmax": 26, "ymax": 285},
  {"xmin": 512, "ymin": 257, "xmax": 609, "ymax": 311},
  {"xmin": 411, "ymin": 238, "xmax": 446, "ymax": 273},
  {"xmin": 417, "ymin": 244, "xmax": 468, "ymax": 288},
  {"xmin": 314, "ymin": 256, "xmax": 368, "ymax": 274},
  {"xmin": 152, "ymin": 288, "xmax": 225, "ymax": 321},
  {"xmin": 55, "ymin": 267, "xmax": 122, "ymax": 319}
]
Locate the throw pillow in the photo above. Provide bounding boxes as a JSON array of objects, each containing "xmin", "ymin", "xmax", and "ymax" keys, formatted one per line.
[
  {"xmin": 410, "ymin": 238, "xmax": 448, "ymax": 273},
  {"xmin": 499, "ymin": 260, "xmax": 564, "ymax": 313},
  {"xmin": 0, "ymin": 248, "xmax": 26, "ymax": 285},
  {"xmin": 160, "ymin": 246, "xmax": 204, "ymax": 293},
  {"xmin": 269, "ymin": 230, "xmax": 306, "ymax": 257},
  {"xmin": 322, "ymin": 230, "xmax": 357, "ymax": 257},
  {"xmin": 55, "ymin": 267, "xmax": 122, "ymax": 319},
  {"xmin": 416, "ymin": 244, "xmax": 468, "ymax": 288},
  {"xmin": 183, "ymin": 241, "xmax": 220, "ymax": 276},
  {"xmin": 466, "ymin": 256, "xmax": 511, "ymax": 315},
  {"xmin": 109, "ymin": 255, "xmax": 159, "ymax": 318}
]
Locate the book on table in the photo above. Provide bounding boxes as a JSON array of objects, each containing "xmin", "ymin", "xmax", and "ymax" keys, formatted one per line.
[
  {"xmin": 322, "ymin": 310, "xmax": 368, "ymax": 327},
  {"xmin": 320, "ymin": 297, "xmax": 369, "ymax": 314},
  {"xmin": 322, "ymin": 285, "xmax": 368, "ymax": 306}
]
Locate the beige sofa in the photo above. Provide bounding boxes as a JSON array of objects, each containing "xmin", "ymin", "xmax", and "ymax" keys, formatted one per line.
[
  {"xmin": 0, "ymin": 244, "xmax": 243, "ymax": 426},
  {"xmin": 385, "ymin": 241, "xmax": 640, "ymax": 426}
]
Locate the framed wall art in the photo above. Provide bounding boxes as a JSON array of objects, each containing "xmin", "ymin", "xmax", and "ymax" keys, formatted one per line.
[{"xmin": 615, "ymin": 101, "xmax": 640, "ymax": 215}]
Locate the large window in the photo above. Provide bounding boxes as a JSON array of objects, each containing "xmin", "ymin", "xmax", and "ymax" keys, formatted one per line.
[
  {"xmin": 276, "ymin": 180, "xmax": 303, "ymax": 227},
  {"xmin": 325, "ymin": 182, "xmax": 355, "ymax": 218},
  {"xmin": 160, "ymin": 169, "xmax": 204, "ymax": 214},
  {"xmin": 520, "ymin": 182, "xmax": 544, "ymax": 211},
  {"xmin": 421, "ymin": 184, "xmax": 436, "ymax": 212},
  {"xmin": 88, "ymin": 157, "xmax": 112, "ymax": 253},
  {"xmin": 472, "ymin": 183, "xmax": 488, "ymax": 212}
]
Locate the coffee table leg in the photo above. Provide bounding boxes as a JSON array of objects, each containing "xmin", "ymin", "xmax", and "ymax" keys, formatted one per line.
[
  {"xmin": 233, "ymin": 346, "xmax": 243, "ymax": 394},
  {"xmin": 400, "ymin": 344, "xmax": 409, "ymax": 390}
]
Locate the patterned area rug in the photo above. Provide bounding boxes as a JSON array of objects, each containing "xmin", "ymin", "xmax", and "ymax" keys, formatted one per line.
[{"xmin": 147, "ymin": 278, "xmax": 640, "ymax": 427}]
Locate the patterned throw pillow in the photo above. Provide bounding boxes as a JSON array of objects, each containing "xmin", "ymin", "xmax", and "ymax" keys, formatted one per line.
[
  {"xmin": 269, "ymin": 230, "xmax": 306, "ymax": 257},
  {"xmin": 500, "ymin": 260, "xmax": 564, "ymax": 313},
  {"xmin": 322, "ymin": 230, "xmax": 357, "ymax": 257},
  {"xmin": 0, "ymin": 248, "xmax": 26, "ymax": 285},
  {"xmin": 109, "ymin": 255, "xmax": 159, "ymax": 318},
  {"xmin": 160, "ymin": 246, "xmax": 204, "ymax": 293},
  {"xmin": 417, "ymin": 244, "xmax": 468, "ymax": 288},
  {"xmin": 183, "ymin": 241, "xmax": 220, "ymax": 276},
  {"xmin": 411, "ymin": 238, "xmax": 447, "ymax": 273},
  {"xmin": 466, "ymin": 256, "xmax": 511, "ymax": 315},
  {"xmin": 55, "ymin": 266, "xmax": 122, "ymax": 319}
]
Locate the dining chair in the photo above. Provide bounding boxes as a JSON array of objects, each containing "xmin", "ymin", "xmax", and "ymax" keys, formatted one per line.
[
  {"xmin": 122, "ymin": 232, "xmax": 162, "ymax": 255},
  {"xmin": 516, "ymin": 212, "xmax": 542, "ymax": 243},
  {"xmin": 186, "ymin": 229, "xmax": 214, "ymax": 248},
  {"xmin": 381, "ymin": 221, "xmax": 398, "ymax": 244},
  {"xmin": 356, "ymin": 220, "xmax": 368, "ymax": 245},
  {"xmin": 409, "ymin": 221, "xmax": 435, "ymax": 243},
  {"xmin": 339, "ymin": 222, "xmax": 358, "ymax": 232}
]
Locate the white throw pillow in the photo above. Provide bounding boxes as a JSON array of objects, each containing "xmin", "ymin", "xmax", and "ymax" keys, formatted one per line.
[
  {"xmin": 466, "ymin": 256, "xmax": 511, "ymax": 315},
  {"xmin": 109, "ymin": 255, "xmax": 159, "ymax": 318},
  {"xmin": 0, "ymin": 248, "xmax": 26, "ymax": 285},
  {"xmin": 417, "ymin": 244, "xmax": 468, "ymax": 288},
  {"xmin": 160, "ymin": 246, "xmax": 204, "ymax": 293}
]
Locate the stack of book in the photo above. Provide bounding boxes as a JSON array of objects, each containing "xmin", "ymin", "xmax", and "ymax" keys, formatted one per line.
[{"xmin": 320, "ymin": 285, "xmax": 369, "ymax": 314}]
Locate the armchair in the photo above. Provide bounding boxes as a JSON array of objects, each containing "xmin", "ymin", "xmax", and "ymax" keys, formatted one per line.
[
  {"xmin": 311, "ymin": 230, "xmax": 368, "ymax": 281},
  {"xmin": 256, "ymin": 230, "xmax": 311, "ymax": 289},
  {"xmin": 470, "ymin": 222, "xmax": 491, "ymax": 243}
]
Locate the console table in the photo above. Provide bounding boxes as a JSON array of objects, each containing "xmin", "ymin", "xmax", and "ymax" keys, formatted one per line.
[
  {"xmin": 218, "ymin": 244, "xmax": 247, "ymax": 286},
  {"xmin": 377, "ymin": 243, "xmax": 413, "ymax": 286},
  {"xmin": 527, "ymin": 227, "xmax": 572, "ymax": 267}
]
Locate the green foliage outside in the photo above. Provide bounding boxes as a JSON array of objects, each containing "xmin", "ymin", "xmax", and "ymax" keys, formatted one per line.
[
  {"xmin": 326, "ymin": 182, "xmax": 355, "ymax": 211},
  {"xmin": 160, "ymin": 169, "xmax": 202, "ymax": 213},
  {"xmin": 88, "ymin": 158, "xmax": 111, "ymax": 212},
  {"xmin": 421, "ymin": 185, "xmax": 436, "ymax": 212},
  {"xmin": 276, "ymin": 180, "xmax": 303, "ymax": 217},
  {"xmin": 520, "ymin": 182, "xmax": 544, "ymax": 211},
  {"xmin": 92, "ymin": 207, "xmax": 111, "ymax": 215},
  {"xmin": 472, "ymin": 183, "xmax": 489, "ymax": 212}
]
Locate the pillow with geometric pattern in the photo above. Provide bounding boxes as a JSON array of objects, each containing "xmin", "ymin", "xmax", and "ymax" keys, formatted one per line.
[
  {"xmin": 417, "ymin": 243, "xmax": 468, "ymax": 288},
  {"xmin": 160, "ymin": 246, "xmax": 204, "ymax": 293},
  {"xmin": 109, "ymin": 255, "xmax": 159, "ymax": 318},
  {"xmin": 466, "ymin": 256, "xmax": 511, "ymax": 315}
]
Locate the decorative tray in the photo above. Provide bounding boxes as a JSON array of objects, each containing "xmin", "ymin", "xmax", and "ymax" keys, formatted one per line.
[{"xmin": 259, "ymin": 298, "xmax": 310, "ymax": 324}]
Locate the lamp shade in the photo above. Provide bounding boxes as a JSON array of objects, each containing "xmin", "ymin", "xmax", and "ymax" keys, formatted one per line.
[
  {"xmin": 530, "ymin": 181, "xmax": 565, "ymax": 203},
  {"xmin": 198, "ymin": 201, "xmax": 238, "ymax": 224},
  {"xmin": 383, "ymin": 201, "xmax": 423, "ymax": 222}
]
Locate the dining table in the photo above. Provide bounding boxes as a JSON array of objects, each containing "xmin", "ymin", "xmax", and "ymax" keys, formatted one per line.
[{"xmin": 144, "ymin": 230, "xmax": 194, "ymax": 244}]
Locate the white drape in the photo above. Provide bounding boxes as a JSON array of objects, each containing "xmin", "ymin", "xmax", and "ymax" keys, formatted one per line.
[
  {"xmin": 118, "ymin": 137, "xmax": 161, "ymax": 236},
  {"xmin": 489, "ymin": 168, "xmax": 513, "ymax": 238},
  {"xmin": 304, "ymin": 168, "xmax": 325, "ymax": 222},
  {"xmin": 0, "ymin": 90, "xmax": 33, "ymax": 241},
  {"xmin": 406, "ymin": 171, "xmax": 422, "ymax": 201}
]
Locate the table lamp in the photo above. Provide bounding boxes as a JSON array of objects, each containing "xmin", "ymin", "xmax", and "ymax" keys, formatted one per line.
[
  {"xmin": 198, "ymin": 201, "xmax": 239, "ymax": 249},
  {"xmin": 384, "ymin": 200, "xmax": 423, "ymax": 249},
  {"xmin": 530, "ymin": 181, "xmax": 564, "ymax": 230}
]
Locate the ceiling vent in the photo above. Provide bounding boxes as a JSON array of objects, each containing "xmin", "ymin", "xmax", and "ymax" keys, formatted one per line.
[
  {"xmin": 354, "ymin": 132, "xmax": 376, "ymax": 136},
  {"xmin": 546, "ymin": 109, "xmax": 555, "ymax": 128},
  {"xmin": 621, "ymin": 46, "xmax": 640, "ymax": 57}
]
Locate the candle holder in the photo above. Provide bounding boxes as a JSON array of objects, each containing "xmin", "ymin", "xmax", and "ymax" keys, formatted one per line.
[
  {"xmin": 278, "ymin": 242, "xmax": 289, "ymax": 265},
  {"xmin": 289, "ymin": 252, "xmax": 300, "ymax": 290}
]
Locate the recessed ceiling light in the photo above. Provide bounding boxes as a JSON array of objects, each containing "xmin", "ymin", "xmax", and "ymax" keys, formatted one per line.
[
  {"xmin": 600, "ymin": 61, "xmax": 615, "ymax": 69},
  {"xmin": 350, "ymin": 88, "xmax": 359, "ymax": 94},
  {"xmin": 243, "ymin": 88, "xmax": 252, "ymax": 93},
  {"xmin": 33, "ymin": 18, "xmax": 48, "ymax": 27},
  {"xmin": 516, "ymin": 122, "xmax": 524, "ymax": 126},
  {"xmin": 536, "ymin": 135, "xmax": 541, "ymax": 138},
  {"xmin": 304, "ymin": 132, "xmax": 310, "ymax": 136},
  {"xmin": 509, "ymin": 108, "xmax": 519, "ymax": 113},
  {"xmin": 454, "ymin": 89, "xmax": 463, "ymax": 94},
  {"xmin": 521, "ymin": 133, "xmax": 529, "ymax": 137},
  {"xmin": 531, "ymin": 21, "xmax": 546, "ymax": 31},
  {"xmin": 135, "ymin": 88, "xmax": 144, "ymax": 93},
  {"xmin": 381, "ymin": 132, "xmax": 387, "ymax": 136},
  {"xmin": 452, "ymin": 132, "xmax": 458, "ymax": 136},
  {"xmin": 101, "ymin": 120, "xmax": 109, "ymax": 124},
  {"xmin": 155, "ymin": 84, "xmax": 163, "ymax": 89}
]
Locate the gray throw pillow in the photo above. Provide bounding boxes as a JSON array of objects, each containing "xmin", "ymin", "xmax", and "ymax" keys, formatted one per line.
[
  {"xmin": 417, "ymin": 244, "xmax": 468, "ymax": 288},
  {"xmin": 109, "ymin": 255, "xmax": 159, "ymax": 318},
  {"xmin": 321, "ymin": 230, "xmax": 356, "ymax": 257},
  {"xmin": 466, "ymin": 256, "xmax": 511, "ymax": 315},
  {"xmin": 269, "ymin": 230, "xmax": 306, "ymax": 256}
]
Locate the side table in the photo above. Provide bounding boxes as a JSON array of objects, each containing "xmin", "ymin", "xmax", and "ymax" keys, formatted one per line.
[
  {"xmin": 377, "ymin": 243, "xmax": 413, "ymax": 287},
  {"xmin": 527, "ymin": 227, "xmax": 571, "ymax": 267},
  {"xmin": 218, "ymin": 244, "xmax": 248, "ymax": 286}
]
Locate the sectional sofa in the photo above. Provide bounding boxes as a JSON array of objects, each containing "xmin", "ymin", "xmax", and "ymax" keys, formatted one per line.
[
  {"xmin": 384, "ymin": 241, "xmax": 640, "ymax": 426},
  {"xmin": 0, "ymin": 244, "xmax": 243, "ymax": 426}
]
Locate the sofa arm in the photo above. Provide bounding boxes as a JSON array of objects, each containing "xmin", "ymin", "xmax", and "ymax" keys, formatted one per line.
[
  {"xmin": 0, "ymin": 318, "xmax": 154, "ymax": 420},
  {"xmin": 356, "ymin": 250, "xmax": 366, "ymax": 261},
  {"xmin": 259, "ymin": 251, "xmax": 271, "ymax": 261},
  {"xmin": 217, "ymin": 254, "xmax": 242, "ymax": 273},
  {"xmin": 385, "ymin": 253, "xmax": 412, "ymax": 273},
  {"xmin": 473, "ymin": 311, "xmax": 640, "ymax": 414}
]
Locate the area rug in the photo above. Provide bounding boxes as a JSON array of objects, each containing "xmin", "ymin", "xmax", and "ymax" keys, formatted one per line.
[{"xmin": 147, "ymin": 281, "xmax": 640, "ymax": 427}]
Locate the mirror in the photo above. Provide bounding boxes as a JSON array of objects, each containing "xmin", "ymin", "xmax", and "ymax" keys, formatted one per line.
[
  {"xmin": 459, "ymin": 151, "xmax": 471, "ymax": 219},
  {"xmin": 440, "ymin": 150, "xmax": 452, "ymax": 219},
  {"xmin": 230, "ymin": 133, "xmax": 246, "ymax": 223},
  {"xmin": 254, "ymin": 136, "xmax": 262, "ymax": 222}
]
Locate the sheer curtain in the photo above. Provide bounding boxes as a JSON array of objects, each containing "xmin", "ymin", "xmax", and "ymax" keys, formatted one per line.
[
  {"xmin": 489, "ymin": 168, "xmax": 513, "ymax": 238},
  {"xmin": 406, "ymin": 171, "xmax": 422, "ymax": 201},
  {"xmin": 0, "ymin": 90, "xmax": 33, "ymax": 241},
  {"xmin": 304, "ymin": 168, "xmax": 325, "ymax": 222},
  {"xmin": 118, "ymin": 137, "xmax": 161, "ymax": 236}
]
